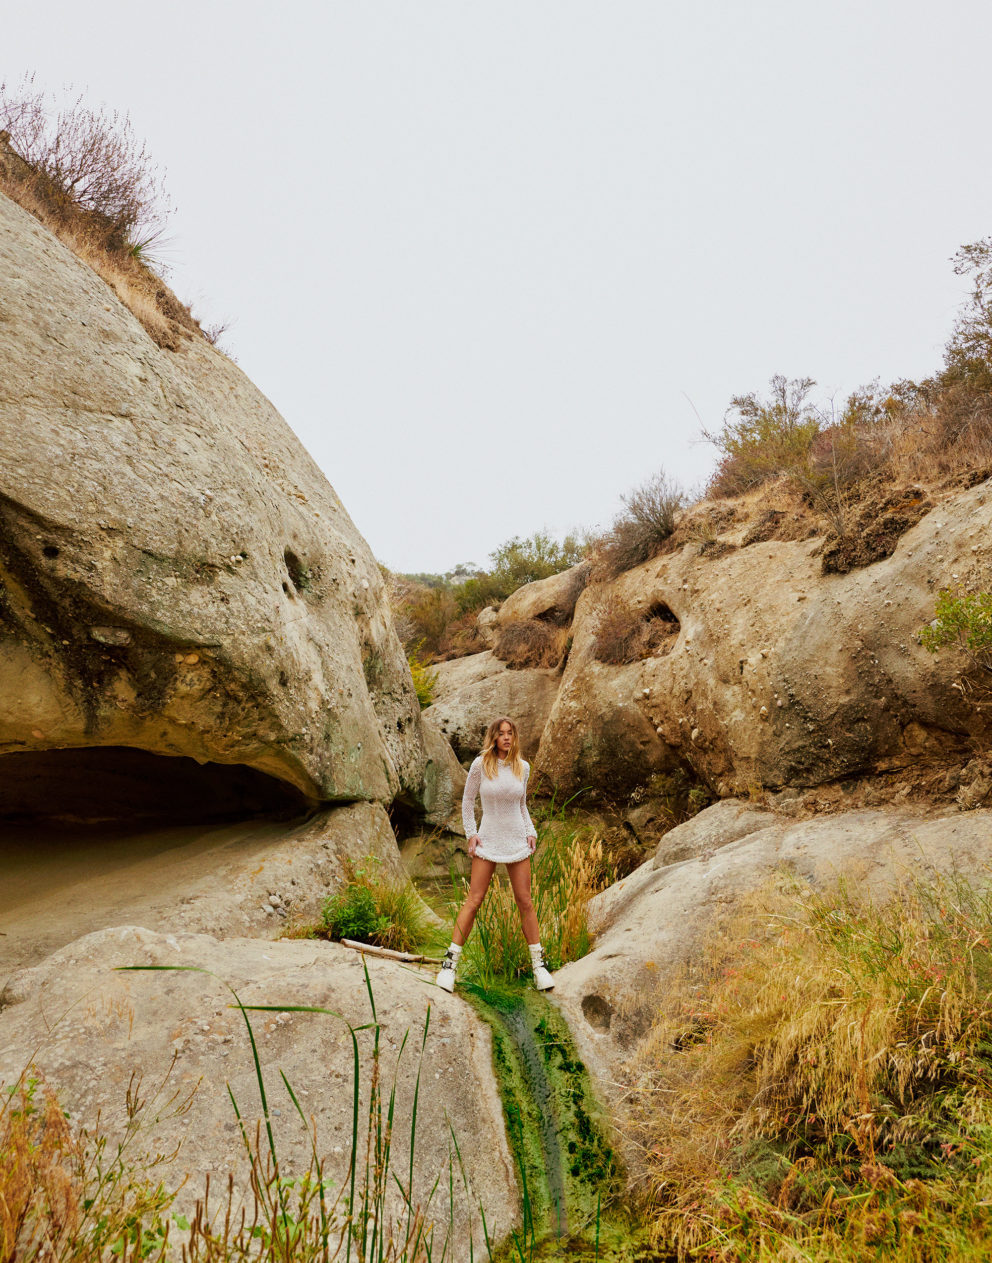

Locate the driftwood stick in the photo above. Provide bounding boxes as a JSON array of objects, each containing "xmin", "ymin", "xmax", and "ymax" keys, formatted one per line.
[{"xmin": 340, "ymin": 938, "xmax": 442, "ymax": 964}]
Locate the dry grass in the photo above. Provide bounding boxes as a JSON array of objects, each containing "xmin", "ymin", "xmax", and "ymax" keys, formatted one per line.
[
  {"xmin": 0, "ymin": 1064, "xmax": 189, "ymax": 1262},
  {"xmin": 0, "ymin": 82, "xmax": 206, "ymax": 352},
  {"xmin": 493, "ymin": 618, "xmax": 570, "ymax": 669},
  {"xmin": 622, "ymin": 873, "xmax": 992, "ymax": 1260},
  {"xmin": 591, "ymin": 594, "xmax": 679, "ymax": 666}
]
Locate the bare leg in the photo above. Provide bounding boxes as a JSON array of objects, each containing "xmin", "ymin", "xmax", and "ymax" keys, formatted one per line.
[
  {"xmin": 451, "ymin": 858, "xmax": 497, "ymax": 946},
  {"xmin": 506, "ymin": 858, "xmax": 540, "ymax": 945}
]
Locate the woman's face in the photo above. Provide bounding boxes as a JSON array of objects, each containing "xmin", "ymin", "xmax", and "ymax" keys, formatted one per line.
[{"xmin": 496, "ymin": 722, "xmax": 514, "ymax": 755}]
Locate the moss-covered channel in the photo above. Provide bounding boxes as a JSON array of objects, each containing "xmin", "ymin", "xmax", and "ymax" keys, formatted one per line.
[{"xmin": 465, "ymin": 985, "xmax": 658, "ymax": 1261}]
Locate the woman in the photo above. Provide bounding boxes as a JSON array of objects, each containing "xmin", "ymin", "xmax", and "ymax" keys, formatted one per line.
[{"xmin": 436, "ymin": 716, "xmax": 554, "ymax": 993}]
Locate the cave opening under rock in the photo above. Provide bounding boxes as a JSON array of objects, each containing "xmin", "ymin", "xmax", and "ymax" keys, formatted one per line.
[{"xmin": 0, "ymin": 745, "xmax": 312, "ymax": 825}]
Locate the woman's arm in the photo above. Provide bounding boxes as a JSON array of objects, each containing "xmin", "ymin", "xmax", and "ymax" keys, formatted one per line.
[
  {"xmin": 520, "ymin": 763, "xmax": 537, "ymax": 849},
  {"xmin": 462, "ymin": 757, "xmax": 483, "ymax": 844}
]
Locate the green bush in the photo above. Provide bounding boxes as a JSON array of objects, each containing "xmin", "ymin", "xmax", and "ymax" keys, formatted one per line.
[
  {"xmin": 322, "ymin": 885, "xmax": 388, "ymax": 942},
  {"xmin": 453, "ymin": 530, "xmax": 586, "ymax": 614},
  {"xmin": 406, "ymin": 643, "xmax": 439, "ymax": 707},
  {"xmin": 920, "ymin": 589, "xmax": 992, "ymax": 675},
  {"xmin": 705, "ymin": 374, "xmax": 823, "ymax": 497},
  {"xmin": 320, "ymin": 858, "xmax": 431, "ymax": 953}
]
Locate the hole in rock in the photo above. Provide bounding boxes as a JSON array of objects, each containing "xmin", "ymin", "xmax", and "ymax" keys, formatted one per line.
[
  {"xmin": 647, "ymin": 601, "xmax": 679, "ymax": 625},
  {"xmin": 0, "ymin": 748, "xmax": 315, "ymax": 975},
  {"xmin": 581, "ymin": 993, "xmax": 613, "ymax": 1033},
  {"xmin": 0, "ymin": 746, "xmax": 310, "ymax": 826},
  {"xmin": 42, "ymin": 545, "xmax": 60, "ymax": 559},
  {"xmin": 283, "ymin": 547, "xmax": 309, "ymax": 593}
]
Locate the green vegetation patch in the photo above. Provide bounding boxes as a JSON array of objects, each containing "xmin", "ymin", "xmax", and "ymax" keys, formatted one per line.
[{"xmin": 467, "ymin": 986, "xmax": 619, "ymax": 1256}]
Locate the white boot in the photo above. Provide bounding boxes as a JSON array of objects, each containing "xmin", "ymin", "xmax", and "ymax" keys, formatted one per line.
[
  {"xmin": 436, "ymin": 943, "xmax": 461, "ymax": 992},
  {"xmin": 529, "ymin": 944, "xmax": 554, "ymax": 991}
]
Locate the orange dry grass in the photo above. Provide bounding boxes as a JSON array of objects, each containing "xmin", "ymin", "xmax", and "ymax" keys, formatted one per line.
[
  {"xmin": 874, "ymin": 400, "xmax": 992, "ymax": 487},
  {"xmin": 493, "ymin": 619, "xmax": 570, "ymax": 669},
  {"xmin": 0, "ymin": 1074, "xmax": 82, "ymax": 1259},
  {"xmin": 621, "ymin": 874, "xmax": 992, "ymax": 1260},
  {"xmin": 0, "ymin": 139, "xmax": 203, "ymax": 351}
]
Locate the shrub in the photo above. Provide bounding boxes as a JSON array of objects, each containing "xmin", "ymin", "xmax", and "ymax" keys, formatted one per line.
[
  {"xmin": 493, "ymin": 618, "xmax": 569, "ymax": 669},
  {"xmin": 404, "ymin": 586, "xmax": 457, "ymax": 657},
  {"xmin": 591, "ymin": 595, "xmax": 679, "ymax": 665},
  {"xmin": 624, "ymin": 873, "xmax": 992, "ymax": 1260},
  {"xmin": 943, "ymin": 237, "xmax": 992, "ymax": 390},
  {"xmin": 322, "ymin": 885, "xmax": 387, "ymax": 942},
  {"xmin": 591, "ymin": 594, "xmax": 644, "ymax": 665},
  {"xmin": 406, "ymin": 643, "xmax": 439, "ymax": 707},
  {"xmin": 0, "ymin": 75, "xmax": 168, "ymax": 251},
  {"xmin": 593, "ymin": 471, "xmax": 687, "ymax": 579},
  {"xmin": 0, "ymin": 1067, "xmax": 188, "ymax": 1261},
  {"xmin": 320, "ymin": 858, "xmax": 430, "ymax": 953},
  {"xmin": 920, "ymin": 589, "xmax": 992, "ymax": 676},
  {"xmin": 705, "ymin": 375, "xmax": 823, "ymax": 498},
  {"xmin": 453, "ymin": 530, "xmax": 588, "ymax": 615},
  {"xmin": 0, "ymin": 77, "xmax": 203, "ymax": 351}
]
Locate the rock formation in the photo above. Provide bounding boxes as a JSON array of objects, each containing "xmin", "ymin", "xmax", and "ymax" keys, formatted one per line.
[
  {"xmin": 518, "ymin": 483, "xmax": 992, "ymax": 795},
  {"xmin": 553, "ymin": 800, "xmax": 992, "ymax": 1094},
  {"xmin": 0, "ymin": 189, "xmax": 438, "ymax": 813},
  {"xmin": 0, "ymin": 926, "xmax": 518, "ymax": 1249},
  {"xmin": 423, "ymin": 651, "xmax": 559, "ymax": 763}
]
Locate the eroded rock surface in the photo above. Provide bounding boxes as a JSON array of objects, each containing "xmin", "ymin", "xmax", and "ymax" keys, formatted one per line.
[
  {"xmin": 495, "ymin": 563, "xmax": 590, "ymax": 626},
  {"xmin": 0, "ymin": 190, "xmax": 430, "ymax": 808},
  {"xmin": 0, "ymin": 927, "xmax": 517, "ymax": 1249},
  {"xmin": 536, "ymin": 481, "xmax": 992, "ymax": 794},
  {"xmin": 552, "ymin": 801, "xmax": 992, "ymax": 1093}
]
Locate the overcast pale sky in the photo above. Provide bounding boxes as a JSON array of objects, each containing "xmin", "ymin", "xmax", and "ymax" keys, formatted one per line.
[{"xmin": 6, "ymin": 2, "xmax": 992, "ymax": 572}]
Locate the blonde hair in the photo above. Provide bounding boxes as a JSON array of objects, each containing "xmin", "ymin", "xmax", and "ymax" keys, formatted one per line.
[{"xmin": 481, "ymin": 716, "xmax": 524, "ymax": 780}]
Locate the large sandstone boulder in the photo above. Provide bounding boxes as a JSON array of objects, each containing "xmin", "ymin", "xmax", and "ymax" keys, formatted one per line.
[
  {"xmin": 536, "ymin": 480, "xmax": 992, "ymax": 794},
  {"xmin": 417, "ymin": 715, "xmax": 468, "ymax": 832},
  {"xmin": 495, "ymin": 562, "xmax": 590, "ymax": 626},
  {"xmin": 552, "ymin": 802, "xmax": 992, "ymax": 1090},
  {"xmin": 423, "ymin": 651, "xmax": 558, "ymax": 763},
  {"xmin": 0, "ymin": 927, "xmax": 518, "ymax": 1250},
  {"xmin": 0, "ymin": 190, "xmax": 430, "ymax": 809}
]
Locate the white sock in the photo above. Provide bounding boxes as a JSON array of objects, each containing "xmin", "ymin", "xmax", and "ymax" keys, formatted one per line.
[
  {"xmin": 528, "ymin": 943, "xmax": 544, "ymax": 965},
  {"xmin": 446, "ymin": 942, "xmax": 463, "ymax": 958}
]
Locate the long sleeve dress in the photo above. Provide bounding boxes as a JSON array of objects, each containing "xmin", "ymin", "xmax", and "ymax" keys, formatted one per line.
[{"xmin": 461, "ymin": 756, "xmax": 537, "ymax": 864}]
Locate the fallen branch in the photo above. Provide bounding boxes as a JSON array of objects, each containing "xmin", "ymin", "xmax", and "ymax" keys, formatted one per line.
[{"xmin": 340, "ymin": 938, "xmax": 442, "ymax": 964}]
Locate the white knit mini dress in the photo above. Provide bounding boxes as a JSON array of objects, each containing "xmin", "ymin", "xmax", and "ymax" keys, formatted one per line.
[{"xmin": 462, "ymin": 756, "xmax": 537, "ymax": 864}]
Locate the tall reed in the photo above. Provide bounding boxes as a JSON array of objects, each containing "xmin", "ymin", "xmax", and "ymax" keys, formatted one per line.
[
  {"xmin": 1, "ymin": 962, "xmax": 490, "ymax": 1262},
  {"xmin": 461, "ymin": 811, "xmax": 608, "ymax": 989}
]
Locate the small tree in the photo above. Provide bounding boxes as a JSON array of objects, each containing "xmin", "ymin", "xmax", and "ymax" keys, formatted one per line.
[
  {"xmin": 943, "ymin": 238, "xmax": 992, "ymax": 386},
  {"xmin": 705, "ymin": 375, "xmax": 822, "ymax": 497}
]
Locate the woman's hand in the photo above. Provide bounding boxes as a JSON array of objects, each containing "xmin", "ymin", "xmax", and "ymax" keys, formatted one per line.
[
  {"xmin": 527, "ymin": 834, "xmax": 537, "ymax": 855},
  {"xmin": 468, "ymin": 834, "xmax": 481, "ymax": 857}
]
